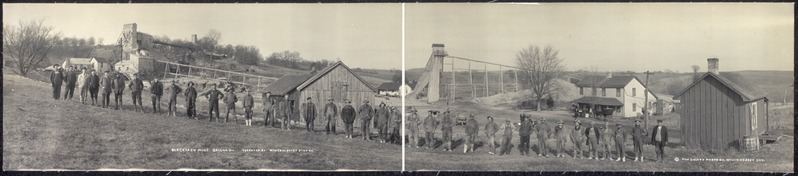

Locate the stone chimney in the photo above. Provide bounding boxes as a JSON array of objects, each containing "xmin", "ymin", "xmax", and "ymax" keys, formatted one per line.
[
  {"xmin": 191, "ymin": 34, "xmax": 198, "ymax": 44},
  {"xmin": 708, "ymin": 58, "xmax": 719, "ymax": 74}
]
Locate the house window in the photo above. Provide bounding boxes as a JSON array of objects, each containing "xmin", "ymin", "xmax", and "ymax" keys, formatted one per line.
[
  {"xmin": 633, "ymin": 103, "xmax": 637, "ymax": 111},
  {"xmin": 601, "ymin": 88, "xmax": 606, "ymax": 96},
  {"xmin": 580, "ymin": 87, "xmax": 584, "ymax": 95},
  {"xmin": 616, "ymin": 88, "xmax": 621, "ymax": 97},
  {"xmin": 591, "ymin": 87, "xmax": 597, "ymax": 96},
  {"xmin": 632, "ymin": 88, "xmax": 637, "ymax": 97}
]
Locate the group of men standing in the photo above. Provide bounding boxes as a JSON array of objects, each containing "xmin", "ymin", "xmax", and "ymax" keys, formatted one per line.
[{"xmin": 405, "ymin": 108, "xmax": 670, "ymax": 162}]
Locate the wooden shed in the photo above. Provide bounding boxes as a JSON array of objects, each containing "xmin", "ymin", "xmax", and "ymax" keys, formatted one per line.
[
  {"xmin": 263, "ymin": 61, "xmax": 378, "ymax": 128},
  {"xmin": 674, "ymin": 60, "xmax": 769, "ymax": 151}
]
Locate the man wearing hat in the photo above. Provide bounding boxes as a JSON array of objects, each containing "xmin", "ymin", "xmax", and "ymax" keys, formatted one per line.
[
  {"xmin": 88, "ymin": 70, "xmax": 101, "ymax": 106},
  {"xmin": 201, "ymin": 83, "xmax": 224, "ymax": 122},
  {"xmin": 262, "ymin": 91, "xmax": 276, "ymax": 127},
  {"xmin": 484, "ymin": 116, "xmax": 499, "ymax": 155},
  {"xmin": 280, "ymin": 95, "xmax": 292, "ymax": 130},
  {"xmin": 128, "ymin": 73, "xmax": 145, "ymax": 112},
  {"xmin": 464, "ymin": 114, "xmax": 479, "ymax": 153},
  {"xmin": 406, "ymin": 108, "xmax": 421, "ymax": 148},
  {"xmin": 535, "ymin": 117, "xmax": 551, "ymax": 157},
  {"xmin": 99, "ymin": 71, "xmax": 113, "ymax": 108},
  {"xmin": 49, "ymin": 64, "xmax": 64, "ymax": 100},
  {"xmin": 390, "ymin": 106, "xmax": 402, "ymax": 144},
  {"xmin": 499, "ymin": 120, "xmax": 514, "ymax": 155},
  {"xmin": 184, "ymin": 81, "xmax": 198, "ymax": 119},
  {"xmin": 222, "ymin": 85, "xmax": 239, "ymax": 124},
  {"xmin": 571, "ymin": 120, "xmax": 585, "ymax": 159},
  {"xmin": 149, "ymin": 78, "xmax": 164, "ymax": 114},
  {"xmin": 323, "ymin": 98, "xmax": 338, "ymax": 135},
  {"xmin": 166, "ymin": 80, "xmax": 182, "ymax": 116},
  {"xmin": 358, "ymin": 100, "xmax": 374, "ymax": 140},
  {"xmin": 243, "ymin": 88, "xmax": 255, "ymax": 126},
  {"xmin": 422, "ymin": 110, "xmax": 439, "ymax": 149},
  {"xmin": 303, "ymin": 97, "xmax": 317, "ymax": 132},
  {"xmin": 614, "ymin": 123, "xmax": 627, "ymax": 162},
  {"xmin": 600, "ymin": 122, "xmax": 613, "ymax": 160},
  {"xmin": 553, "ymin": 120, "xmax": 567, "ymax": 157},
  {"xmin": 376, "ymin": 102, "xmax": 391, "ymax": 143},
  {"xmin": 651, "ymin": 119, "xmax": 668, "ymax": 162},
  {"xmin": 341, "ymin": 100, "xmax": 357, "ymax": 138},
  {"xmin": 631, "ymin": 119, "xmax": 647, "ymax": 162},
  {"xmin": 112, "ymin": 72, "xmax": 126, "ymax": 110},
  {"xmin": 585, "ymin": 121, "xmax": 601, "ymax": 160},
  {"xmin": 518, "ymin": 116, "xmax": 533, "ymax": 156},
  {"xmin": 439, "ymin": 110, "xmax": 454, "ymax": 151}
]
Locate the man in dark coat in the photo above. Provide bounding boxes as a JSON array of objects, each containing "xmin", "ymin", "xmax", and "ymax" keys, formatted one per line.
[
  {"xmin": 63, "ymin": 66, "xmax": 78, "ymax": 100},
  {"xmin": 535, "ymin": 117, "xmax": 551, "ymax": 157},
  {"xmin": 614, "ymin": 123, "xmax": 628, "ymax": 162},
  {"xmin": 112, "ymin": 73, "xmax": 126, "ymax": 110},
  {"xmin": 150, "ymin": 78, "xmax": 164, "ymax": 114},
  {"xmin": 99, "ymin": 71, "xmax": 113, "ymax": 108},
  {"xmin": 223, "ymin": 87, "xmax": 238, "ymax": 124},
  {"xmin": 651, "ymin": 120, "xmax": 669, "ymax": 162},
  {"xmin": 323, "ymin": 98, "xmax": 338, "ymax": 134},
  {"xmin": 439, "ymin": 110, "xmax": 454, "ymax": 151},
  {"xmin": 341, "ymin": 100, "xmax": 357, "ymax": 138},
  {"xmin": 201, "ymin": 83, "xmax": 224, "ymax": 122},
  {"xmin": 303, "ymin": 97, "xmax": 317, "ymax": 132},
  {"xmin": 280, "ymin": 95, "xmax": 292, "ymax": 130},
  {"xmin": 422, "ymin": 110, "xmax": 439, "ymax": 149},
  {"xmin": 262, "ymin": 92, "xmax": 276, "ymax": 127},
  {"xmin": 499, "ymin": 120, "xmax": 514, "ymax": 156},
  {"xmin": 484, "ymin": 116, "xmax": 499, "ymax": 155},
  {"xmin": 243, "ymin": 88, "xmax": 255, "ymax": 126},
  {"xmin": 464, "ymin": 114, "xmax": 479, "ymax": 153},
  {"xmin": 571, "ymin": 120, "xmax": 585, "ymax": 159},
  {"xmin": 128, "ymin": 73, "xmax": 145, "ymax": 112},
  {"xmin": 50, "ymin": 65, "xmax": 64, "ymax": 100},
  {"xmin": 585, "ymin": 121, "xmax": 601, "ymax": 160},
  {"xmin": 390, "ymin": 107, "xmax": 402, "ymax": 144},
  {"xmin": 518, "ymin": 117, "xmax": 534, "ymax": 156},
  {"xmin": 166, "ymin": 80, "xmax": 182, "ymax": 116},
  {"xmin": 184, "ymin": 81, "xmax": 198, "ymax": 119},
  {"xmin": 358, "ymin": 100, "xmax": 374, "ymax": 141},
  {"xmin": 88, "ymin": 70, "xmax": 100, "ymax": 106},
  {"xmin": 376, "ymin": 102, "xmax": 390, "ymax": 143},
  {"xmin": 631, "ymin": 119, "xmax": 647, "ymax": 162}
]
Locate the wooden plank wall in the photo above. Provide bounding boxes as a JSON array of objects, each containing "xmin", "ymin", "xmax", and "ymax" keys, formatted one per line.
[
  {"xmin": 680, "ymin": 76, "xmax": 750, "ymax": 150},
  {"xmin": 297, "ymin": 66, "xmax": 378, "ymax": 130}
]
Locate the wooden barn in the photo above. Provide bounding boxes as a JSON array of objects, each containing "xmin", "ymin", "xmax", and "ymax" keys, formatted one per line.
[
  {"xmin": 263, "ymin": 61, "xmax": 378, "ymax": 128},
  {"xmin": 674, "ymin": 58, "xmax": 769, "ymax": 151}
]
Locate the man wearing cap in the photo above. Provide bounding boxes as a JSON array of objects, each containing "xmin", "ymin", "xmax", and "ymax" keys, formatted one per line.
[
  {"xmin": 376, "ymin": 102, "xmax": 391, "ymax": 143},
  {"xmin": 535, "ymin": 117, "xmax": 552, "ymax": 157},
  {"xmin": 585, "ymin": 121, "xmax": 601, "ymax": 160},
  {"xmin": 571, "ymin": 120, "xmax": 585, "ymax": 159},
  {"xmin": 63, "ymin": 66, "xmax": 78, "ymax": 101},
  {"xmin": 279, "ymin": 95, "xmax": 292, "ymax": 130},
  {"xmin": 201, "ymin": 83, "xmax": 224, "ymax": 122},
  {"xmin": 484, "ymin": 116, "xmax": 499, "ymax": 155},
  {"xmin": 223, "ymin": 86, "xmax": 239, "ymax": 124},
  {"xmin": 464, "ymin": 114, "xmax": 479, "ymax": 153},
  {"xmin": 128, "ymin": 73, "xmax": 145, "ymax": 112},
  {"xmin": 391, "ymin": 107, "xmax": 402, "ymax": 144},
  {"xmin": 166, "ymin": 80, "xmax": 182, "ymax": 116},
  {"xmin": 99, "ymin": 71, "xmax": 113, "ymax": 108},
  {"xmin": 631, "ymin": 119, "xmax": 647, "ymax": 162},
  {"xmin": 600, "ymin": 122, "xmax": 613, "ymax": 160},
  {"xmin": 262, "ymin": 92, "xmax": 276, "ymax": 127},
  {"xmin": 554, "ymin": 120, "xmax": 567, "ymax": 157},
  {"xmin": 406, "ymin": 108, "xmax": 421, "ymax": 147},
  {"xmin": 323, "ymin": 98, "xmax": 338, "ymax": 134},
  {"xmin": 150, "ymin": 78, "xmax": 164, "ymax": 114},
  {"xmin": 184, "ymin": 81, "xmax": 198, "ymax": 119},
  {"xmin": 49, "ymin": 64, "xmax": 64, "ymax": 100},
  {"xmin": 303, "ymin": 97, "xmax": 317, "ymax": 132},
  {"xmin": 88, "ymin": 70, "xmax": 100, "ymax": 106},
  {"xmin": 76, "ymin": 67, "xmax": 89, "ymax": 104},
  {"xmin": 243, "ymin": 88, "xmax": 255, "ymax": 126},
  {"xmin": 112, "ymin": 73, "xmax": 126, "ymax": 110},
  {"xmin": 651, "ymin": 120, "xmax": 668, "ymax": 162},
  {"xmin": 614, "ymin": 123, "xmax": 627, "ymax": 162},
  {"xmin": 422, "ymin": 110, "xmax": 439, "ymax": 149},
  {"xmin": 341, "ymin": 100, "xmax": 357, "ymax": 138},
  {"xmin": 518, "ymin": 117, "xmax": 533, "ymax": 156},
  {"xmin": 358, "ymin": 100, "xmax": 374, "ymax": 140},
  {"xmin": 439, "ymin": 110, "xmax": 454, "ymax": 151},
  {"xmin": 499, "ymin": 120, "xmax": 514, "ymax": 155}
]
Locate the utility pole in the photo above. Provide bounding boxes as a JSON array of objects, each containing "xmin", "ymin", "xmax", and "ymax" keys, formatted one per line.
[{"xmin": 643, "ymin": 70, "xmax": 653, "ymax": 131}]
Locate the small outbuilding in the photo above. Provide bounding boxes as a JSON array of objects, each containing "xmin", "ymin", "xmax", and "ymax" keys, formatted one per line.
[{"xmin": 377, "ymin": 82, "xmax": 402, "ymax": 97}]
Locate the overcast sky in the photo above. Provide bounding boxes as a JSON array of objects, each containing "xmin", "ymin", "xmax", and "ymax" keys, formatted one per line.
[
  {"xmin": 3, "ymin": 4, "xmax": 402, "ymax": 70},
  {"xmin": 406, "ymin": 3, "xmax": 793, "ymax": 72}
]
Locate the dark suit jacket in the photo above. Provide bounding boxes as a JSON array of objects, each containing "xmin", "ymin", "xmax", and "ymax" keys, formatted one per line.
[{"xmin": 651, "ymin": 125, "xmax": 668, "ymax": 144}]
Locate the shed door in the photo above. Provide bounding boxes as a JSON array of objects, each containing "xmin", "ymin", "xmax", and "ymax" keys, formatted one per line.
[{"xmin": 750, "ymin": 102, "xmax": 758, "ymax": 133}]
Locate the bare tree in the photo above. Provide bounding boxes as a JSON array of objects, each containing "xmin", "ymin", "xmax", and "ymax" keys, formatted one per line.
[
  {"xmin": 691, "ymin": 65, "xmax": 700, "ymax": 82},
  {"xmin": 3, "ymin": 19, "xmax": 60, "ymax": 76},
  {"xmin": 515, "ymin": 45, "xmax": 565, "ymax": 111}
]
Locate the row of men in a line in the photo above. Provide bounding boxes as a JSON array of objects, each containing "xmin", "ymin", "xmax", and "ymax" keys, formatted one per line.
[
  {"xmin": 405, "ymin": 109, "xmax": 670, "ymax": 162},
  {"xmin": 48, "ymin": 64, "xmax": 402, "ymax": 143}
]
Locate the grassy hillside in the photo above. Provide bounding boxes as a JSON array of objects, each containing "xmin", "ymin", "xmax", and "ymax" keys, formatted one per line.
[{"xmin": 2, "ymin": 72, "xmax": 401, "ymax": 170}]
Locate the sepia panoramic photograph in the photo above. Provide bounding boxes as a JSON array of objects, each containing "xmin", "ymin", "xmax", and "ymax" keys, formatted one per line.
[
  {"xmin": 3, "ymin": 4, "xmax": 403, "ymax": 170},
  {"xmin": 402, "ymin": 3, "xmax": 793, "ymax": 172}
]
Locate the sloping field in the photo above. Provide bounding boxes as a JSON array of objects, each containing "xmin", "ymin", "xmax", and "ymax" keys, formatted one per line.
[{"xmin": 2, "ymin": 72, "xmax": 401, "ymax": 170}]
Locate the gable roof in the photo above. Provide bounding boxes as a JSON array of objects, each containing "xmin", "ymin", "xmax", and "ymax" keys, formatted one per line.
[
  {"xmin": 262, "ymin": 74, "xmax": 313, "ymax": 95},
  {"xmin": 296, "ymin": 61, "xmax": 377, "ymax": 92},
  {"xmin": 576, "ymin": 75, "xmax": 637, "ymax": 88},
  {"xmin": 91, "ymin": 57, "xmax": 108, "ymax": 63},
  {"xmin": 377, "ymin": 82, "xmax": 402, "ymax": 91},
  {"xmin": 674, "ymin": 72, "xmax": 768, "ymax": 102},
  {"xmin": 64, "ymin": 58, "xmax": 93, "ymax": 65}
]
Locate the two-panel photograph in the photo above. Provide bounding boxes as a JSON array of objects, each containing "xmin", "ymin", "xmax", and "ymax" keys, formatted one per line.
[{"xmin": 2, "ymin": 2, "xmax": 794, "ymax": 173}]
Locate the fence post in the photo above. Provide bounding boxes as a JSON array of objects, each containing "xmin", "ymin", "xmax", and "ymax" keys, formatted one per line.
[
  {"xmin": 500, "ymin": 65, "xmax": 504, "ymax": 94},
  {"xmin": 469, "ymin": 61, "xmax": 474, "ymax": 98},
  {"xmin": 451, "ymin": 57, "xmax": 456, "ymax": 100},
  {"xmin": 485, "ymin": 63, "xmax": 488, "ymax": 97}
]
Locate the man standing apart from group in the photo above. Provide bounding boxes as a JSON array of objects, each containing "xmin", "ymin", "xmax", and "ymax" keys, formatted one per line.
[
  {"xmin": 150, "ymin": 78, "xmax": 164, "ymax": 114},
  {"xmin": 651, "ymin": 120, "xmax": 668, "ymax": 162},
  {"xmin": 50, "ymin": 64, "xmax": 64, "ymax": 100},
  {"xmin": 358, "ymin": 100, "xmax": 374, "ymax": 141},
  {"xmin": 484, "ymin": 116, "xmax": 498, "ymax": 155},
  {"xmin": 341, "ymin": 100, "xmax": 356, "ymax": 138},
  {"xmin": 323, "ymin": 98, "xmax": 337, "ymax": 135},
  {"xmin": 631, "ymin": 119, "xmax": 647, "ymax": 162},
  {"xmin": 184, "ymin": 81, "xmax": 198, "ymax": 119},
  {"xmin": 128, "ymin": 73, "xmax": 145, "ymax": 112}
]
